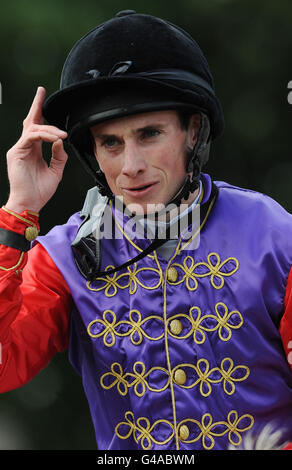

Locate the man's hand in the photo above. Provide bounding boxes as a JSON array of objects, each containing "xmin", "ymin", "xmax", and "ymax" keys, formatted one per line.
[{"xmin": 5, "ymin": 87, "xmax": 68, "ymax": 214}]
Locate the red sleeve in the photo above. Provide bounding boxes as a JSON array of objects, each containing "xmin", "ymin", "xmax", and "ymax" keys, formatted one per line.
[
  {"xmin": 279, "ymin": 266, "xmax": 292, "ymax": 372},
  {"xmin": 0, "ymin": 208, "xmax": 72, "ymax": 392},
  {"xmin": 270, "ymin": 267, "xmax": 292, "ymax": 450},
  {"xmin": 283, "ymin": 442, "xmax": 292, "ymax": 450}
]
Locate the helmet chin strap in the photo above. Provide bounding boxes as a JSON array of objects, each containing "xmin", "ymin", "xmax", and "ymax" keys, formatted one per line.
[{"xmin": 167, "ymin": 169, "xmax": 199, "ymax": 208}]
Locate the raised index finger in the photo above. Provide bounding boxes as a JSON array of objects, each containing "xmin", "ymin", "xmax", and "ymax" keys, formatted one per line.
[{"xmin": 24, "ymin": 86, "xmax": 46, "ymax": 126}]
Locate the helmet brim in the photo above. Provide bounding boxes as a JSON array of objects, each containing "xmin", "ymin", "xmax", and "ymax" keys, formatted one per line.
[{"xmin": 42, "ymin": 74, "xmax": 224, "ymax": 140}]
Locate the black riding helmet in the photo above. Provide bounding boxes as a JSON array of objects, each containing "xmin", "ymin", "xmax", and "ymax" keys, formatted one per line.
[{"xmin": 42, "ymin": 10, "xmax": 224, "ymax": 202}]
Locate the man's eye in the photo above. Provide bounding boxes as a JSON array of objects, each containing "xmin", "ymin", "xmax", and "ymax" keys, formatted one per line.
[
  {"xmin": 102, "ymin": 138, "xmax": 119, "ymax": 148},
  {"xmin": 143, "ymin": 129, "xmax": 160, "ymax": 139}
]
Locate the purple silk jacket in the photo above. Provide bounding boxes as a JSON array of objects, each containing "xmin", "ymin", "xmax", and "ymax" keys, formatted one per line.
[{"xmin": 36, "ymin": 173, "xmax": 292, "ymax": 450}]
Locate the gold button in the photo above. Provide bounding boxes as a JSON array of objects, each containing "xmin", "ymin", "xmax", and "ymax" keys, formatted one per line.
[
  {"xmin": 25, "ymin": 226, "xmax": 39, "ymax": 241},
  {"xmin": 167, "ymin": 266, "xmax": 178, "ymax": 283},
  {"xmin": 179, "ymin": 424, "xmax": 190, "ymax": 441},
  {"xmin": 169, "ymin": 319, "xmax": 183, "ymax": 335},
  {"xmin": 174, "ymin": 369, "xmax": 187, "ymax": 385}
]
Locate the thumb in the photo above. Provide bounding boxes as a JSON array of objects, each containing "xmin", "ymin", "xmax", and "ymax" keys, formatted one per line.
[{"xmin": 50, "ymin": 139, "xmax": 68, "ymax": 178}]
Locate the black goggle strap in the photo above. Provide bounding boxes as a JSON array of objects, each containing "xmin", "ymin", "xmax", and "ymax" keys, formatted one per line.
[
  {"xmin": 64, "ymin": 139, "xmax": 95, "ymax": 181},
  {"xmin": 73, "ymin": 234, "xmax": 168, "ymax": 281},
  {"xmin": 65, "ymin": 137, "xmax": 113, "ymax": 197}
]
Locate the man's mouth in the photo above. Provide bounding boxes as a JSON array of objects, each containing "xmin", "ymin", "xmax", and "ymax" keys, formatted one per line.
[
  {"xmin": 129, "ymin": 183, "xmax": 153, "ymax": 191},
  {"xmin": 122, "ymin": 182, "xmax": 158, "ymax": 197}
]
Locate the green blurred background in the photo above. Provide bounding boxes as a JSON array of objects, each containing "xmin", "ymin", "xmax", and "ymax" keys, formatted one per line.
[{"xmin": 0, "ymin": 0, "xmax": 291, "ymax": 450}]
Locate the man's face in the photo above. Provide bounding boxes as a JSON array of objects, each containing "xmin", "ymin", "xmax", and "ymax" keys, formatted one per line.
[{"xmin": 91, "ymin": 110, "xmax": 199, "ymax": 214}]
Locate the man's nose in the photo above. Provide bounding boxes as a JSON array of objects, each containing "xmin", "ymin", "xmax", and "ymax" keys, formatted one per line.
[{"xmin": 121, "ymin": 141, "xmax": 147, "ymax": 177}]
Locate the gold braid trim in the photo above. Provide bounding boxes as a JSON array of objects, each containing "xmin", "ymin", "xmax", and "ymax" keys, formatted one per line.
[
  {"xmin": 0, "ymin": 252, "xmax": 25, "ymax": 271},
  {"xmin": 168, "ymin": 252, "xmax": 239, "ymax": 291},
  {"xmin": 166, "ymin": 302, "xmax": 243, "ymax": 344},
  {"xmin": 2, "ymin": 206, "xmax": 39, "ymax": 226},
  {"xmin": 100, "ymin": 358, "xmax": 249, "ymax": 398},
  {"xmin": 115, "ymin": 410, "xmax": 254, "ymax": 450},
  {"xmin": 87, "ymin": 262, "xmax": 163, "ymax": 296},
  {"xmin": 87, "ymin": 309, "xmax": 164, "ymax": 347}
]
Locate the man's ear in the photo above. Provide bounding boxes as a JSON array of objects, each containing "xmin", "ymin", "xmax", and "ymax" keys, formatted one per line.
[
  {"xmin": 95, "ymin": 151, "xmax": 104, "ymax": 172},
  {"xmin": 90, "ymin": 131, "xmax": 104, "ymax": 172},
  {"xmin": 188, "ymin": 114, "xmax": 201, "ymax": 146},
  {"xmin": 91, "ymin": 133, "xmax": 97, "ymax": 156}
]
